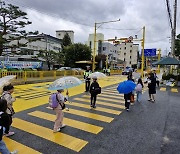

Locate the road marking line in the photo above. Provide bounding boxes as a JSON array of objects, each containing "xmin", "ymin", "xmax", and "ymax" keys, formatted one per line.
[
  {"xmin": 4, "ymin": 137, "xmax": 41, "ymax": 154},
  {"xmin": 28, "ymin": 111, "xmax": 103, "ymax": 134},
  {"xmin": 102, "ymin": 91, "xmax": 122, "ymax": 96},
  {"xmin": 75, "ymin": 98, "xmax": 124, "ymax": 108},
  {"xmin": 46, "ymin": 107, "xmax": 113, "ymax": 123},
  {"xmin": 12, "ymin": 118, "xmax": 88, "ymax": 152},
  {"xmin": 83, "ymin": 95, "xmax": 121, "ymax": 103},
  {"xmin": 99, "ymin": 94, "xmax": 124, "ymax": 99},
  {"xmin": 67, "ymin": 102, "xmax": 121, "ymax": 115},
  {"xmin": 171, "ymin": 88, "xmax": 178, "ymax": 93},
  {"xmin": 160, "ymin": 87, "xmax": 166, "ymax": 91},
  {"xmin": 103, "ymin": 89, "xmax": 119, "ymax": 93}
]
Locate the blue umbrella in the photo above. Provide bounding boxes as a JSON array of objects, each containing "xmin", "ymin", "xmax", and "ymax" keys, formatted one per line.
[{"xmin": 117, "ymin": 80, "xmax": 136, "ymax": 94}]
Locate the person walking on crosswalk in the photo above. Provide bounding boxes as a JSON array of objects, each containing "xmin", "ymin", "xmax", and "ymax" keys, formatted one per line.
[
  {"xmin": 1, "ymin": 85, "xmax": 16, "ymax": 137},
  {"xmin": 53, "ymin": 89, "xmax": 68, "ymax": 133},
  {"xmin": 90, "ymin": 76, "xmax": 101, "ymax": 108},
  {"xmin": 0, "ymin": 99, "xmax": 18, "ymax": 154}
]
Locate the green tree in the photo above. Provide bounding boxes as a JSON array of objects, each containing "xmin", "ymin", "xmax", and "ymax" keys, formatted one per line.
[
  {"xmin": 62, "ymin": 33, "xmax": 72, "ymax": 48},
  {"xmin": 38, "ymin": 50, "xmax": 58, "ymax": 70},
  {"xmin": 0, "ymin": 0, "xmax": 38, "ymax": 55},
  {"xmin": 63, "ymin": 43, "xmax": 91, "ymax": 67},
  {"xmin": 175, "ymin": 34, "xmax": 180, "ymax": 57}
]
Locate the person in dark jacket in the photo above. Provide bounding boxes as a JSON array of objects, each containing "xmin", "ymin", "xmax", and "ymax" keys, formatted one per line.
[
  {"xmin": 90, "ymin": 76, "xmax": 100, "ymax": 108},
  {"xmin": 147, "ymin": 73, "xmax": 156, "ymax": 102},
  {"xmin": 0, "ymin": 99, "xmax": 17, "ymax": 154},
  {"xmin": 124, "ymin": 92, "xmax": 132, "ymax": 111}
]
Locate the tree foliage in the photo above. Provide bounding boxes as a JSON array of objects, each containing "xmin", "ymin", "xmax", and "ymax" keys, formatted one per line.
[
  {"xmin": 175, "ymin": 34, "xmax": 180, "ymax": 57},
  {"xmin": 62, "ymin": 33, "xmax": 72, "ymax": 48},
  {"xmin": 63, "ymin": 43, "xmax": 91, "ymax": 67},
  {"xmin": 0, "ymin": 0, "xmax": 38, "ymax": 55}
]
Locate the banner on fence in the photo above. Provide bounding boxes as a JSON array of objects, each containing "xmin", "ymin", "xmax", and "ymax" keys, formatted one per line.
[{"xmin": 0, "ymin": 61, "xmax": 43, "ymax": 69}]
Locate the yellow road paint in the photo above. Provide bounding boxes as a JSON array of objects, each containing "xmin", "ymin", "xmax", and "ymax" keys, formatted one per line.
[
  {"xmin": 75, "ymin": 98, "xmax": 124, "ymax": 109},
  {"xmin": 99, "ymin": 94, "xmax": 124, "ymax": 100},
  {"xmin": 83, "ymin": 95, "xmax": 121, "ymax": 103},
  {"xmin": 102, "ymin": 91, "xmax": 122, "ymax": 96},
  {"xmin": 160, "ymin": 87, "xmax": 166, "ymax": 91},
  {"xmin": 46, "ymin": 107, "xmax": 113, "ymax": 123},
  {"xmin": 28, "ymin": 111, "xmax": 103, "ymax": 134},
  {"xmin": 4, "ymin": 137, "xmax": 40, "ymax": 154},
  {"xmin": 68, "ymin": 102, "xmax": 121, "ymax": 115},
  {"xmin": 171, "ymin": 88, "xmax": 178, "ymax": 93},
  {"xmin": 103, "ymin": 89, "xmax": 119, "ymax": 93},
  {"xmin": 12, "ymin": 118, "xmax": 88, "ymax": 152}
]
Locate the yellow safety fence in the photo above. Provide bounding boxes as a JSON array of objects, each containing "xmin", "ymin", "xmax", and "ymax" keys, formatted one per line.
[{"xmin": 0, "ymin": 69, "xmax": 123, "ymax": 84}]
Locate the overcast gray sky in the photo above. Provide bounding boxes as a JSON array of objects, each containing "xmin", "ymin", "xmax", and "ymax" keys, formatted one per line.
[{"xmin": 6, "ymin": 0, "xmax": 180, "ymax": 55}]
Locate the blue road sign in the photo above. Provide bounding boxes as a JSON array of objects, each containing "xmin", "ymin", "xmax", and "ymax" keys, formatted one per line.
[{"xmin": 144, "ymin": 48, "xmax": 156, "ymax": 57}]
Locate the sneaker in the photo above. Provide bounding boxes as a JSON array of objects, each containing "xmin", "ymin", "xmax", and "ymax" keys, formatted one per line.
[
  {"xmin": 53, "ymin": 128, "xmax": 61, "ymax": 133},
  {"xmin": 10, "ymin": 150, "xmax": 18, "ymax": 154},
  {"xmin": 4, "ymin": 131, "xmax": 15, "ymax": 137},
  {"xmin": 93, "ymin": 106, "xmax": 96, "ymax": 109},
  {"xmin": 152, "ymin": 100, "xmax": 155, "ymax": 103},
  {"xmin": 60, "ymin": 124, "xmax": 66, "ymax": 129},
  {"xmin": 126, "ymin": 109, "xmax": 129, "ymax": 112},
  {"xmin": 148, "ymin": 99, "xmax": 152, "ymax": 101}
]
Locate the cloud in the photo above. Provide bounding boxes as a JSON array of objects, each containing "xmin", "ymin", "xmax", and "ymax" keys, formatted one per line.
[{"xmin": 6, "ymin": 0, "xmax": 180, "ymax": 55}]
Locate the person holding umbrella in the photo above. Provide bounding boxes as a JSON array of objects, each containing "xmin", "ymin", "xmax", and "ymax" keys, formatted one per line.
[
  {"xmin": 117, "ymin": 78, "xmax": 136, "ymax": 111},
  {"xmin": 52, "ymin": 88, "xmax": 68, "ymax": 133}
]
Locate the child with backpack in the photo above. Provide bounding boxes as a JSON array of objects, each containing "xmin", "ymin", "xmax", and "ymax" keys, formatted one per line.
[
  {"xmin": 135, "ymin": 78, "xmax": 144, "ymax": 102},
  {"xmin": 0, "ymin": 99, "xmax": 17, "ymax": 154},
  {"xmin": 1, "ymin": 85, "xmax": 16, "ymax": 137},
  {"xmin": 49, "ymin": 89, "xmax": 68, "ymax": 133},
  {"xmin": 90, "ymin": 76, "xmax": 101, "ymax": 109}
]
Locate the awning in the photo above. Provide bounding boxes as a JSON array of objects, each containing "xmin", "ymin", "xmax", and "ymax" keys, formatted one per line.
[{"xmin": 153, "ymin": 57, "xmax": 180, "ymax": 65}]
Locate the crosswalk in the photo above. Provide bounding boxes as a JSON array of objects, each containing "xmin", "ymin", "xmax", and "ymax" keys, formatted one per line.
[
  {"xmin": 5, "ymin": 85, "xmax": 127, "ymax": 153},
  {"xmin": 160, "ymin": 87, "xmax": 179, "ymax": 93}
]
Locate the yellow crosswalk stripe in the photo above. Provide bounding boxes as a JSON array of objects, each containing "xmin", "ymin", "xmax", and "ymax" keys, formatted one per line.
[
  {"xmin": 74, "ymin": 97, "xmax": 125, "ymax": 109},
  {"xmin": 12, "ymin": 118, "xmax": 88, "ymax": 152},
  {"xmin": 102, "ymin": 91, "xmax": 122, "ymax": 96},
  {"xmin": 67, "ymin": 102, "xmax": 121, "ymax": 115},
  {"xmin": 99, "ymin": 94, "xmax": 124, "ymax": 99},
  {"xmin": 28, "ymin": 111, "xmax": 103, "ymax": 134},
  {"xmin": 103, "ymin": 89, "xmax": 119, "ymax": 93},
  {"xmin": 83, "ymin": 95, "xmax": 121, "ymax": 103},
  {"xmin": 160, "ymin": 87, "xmax": 166, "ymax": 91},
  {"xmin": 4, "ymin": 137, "xmax": 41, "ymax": 154},
  {"xmin": 171, "ymin": 88, "xmax": 178, "ymax": 93},
  {"xmin": 105, "ymin": 87, "xmax": 117, "ymax": 90},
  {"xmin": 46, "ymin": 107, "xmax": 113, "ymax": 123}
]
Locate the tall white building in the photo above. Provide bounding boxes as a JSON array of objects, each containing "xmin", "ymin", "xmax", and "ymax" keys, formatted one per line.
[
  {"xmin": 87, "ymin": 33, "xmax": 104, "ymax": 55},
  {"xmin": 56, "ymin": 30, "xmax": 74, "ymax": 43},
  {"xmin": 117, "ymin": 42, "xmax": 139, "ymax": 67}
]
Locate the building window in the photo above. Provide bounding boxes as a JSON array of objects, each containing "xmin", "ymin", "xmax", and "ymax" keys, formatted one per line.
[
  {"xmin": 124, "ymin": 58, "xmax": 125, "ymax": 61},
  {"xmin": 124, "ymin": 47, "xmax": 126, "ymax": 50},
  {"xmin": 130, "ymin": 45, "xmax": 132, "ymax": 47},
  {"xmin": 130, "ymin": 50, "xmax": 132, "ymax": 53},
  {"xmin": 124, "ymin": 53, "xmax": 126, "ymax": 55},
  {"xmin": 103, "ymin": 47, "xmax": 106, "ymax": 51},
  {"xmin": 130, "ymin": 61, "xmax": 131, "ymax": 64},
  {"xmin": 89, "ymin": 41, "xmax": 92, "ymax": 48},
  {"xmin": 130, "ymin": 56, "xmax": 131, "ymax": 59},
  {"xmin": 120, "ymin": 48, "xmax": 121, "ymax": 50}
]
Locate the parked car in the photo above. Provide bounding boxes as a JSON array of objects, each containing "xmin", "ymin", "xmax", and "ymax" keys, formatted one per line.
[
  {"xmin": 57, "ymin": 67, "xmax": 71, "ymax": 71},
  {"xmin": 122, "ymin": 67, "xmax": 133, "ymax": 75},
  {"xmin": 72, "ymin": 68, "xmax": 83, "ymax": 71}
]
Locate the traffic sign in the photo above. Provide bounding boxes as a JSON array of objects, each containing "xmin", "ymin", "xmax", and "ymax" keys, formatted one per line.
[{"xmin": 144, "ymin": 48, "xmax": 156, "ymax": 57}]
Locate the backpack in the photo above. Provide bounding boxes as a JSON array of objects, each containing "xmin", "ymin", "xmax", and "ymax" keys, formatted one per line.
[
  {"xmin": 49, "ymin": 93, "xmax": 66, "ymax": 110},
  {"xmin": 135, "ymin": 84, "xmax": 142, "ymax": 92},
  {"xmin": 95, "ymin": 87, "xmax": 101, "ymax": 94},
  {"xmin": 49, "ymin": 93, "xmax": 59, "ymax": 108}
]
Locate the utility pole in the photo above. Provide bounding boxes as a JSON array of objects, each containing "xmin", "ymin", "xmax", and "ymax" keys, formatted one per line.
[
  {"xmin": 92, "ymin": 23, "xmax": 97, "ymax": 72},
  {"xmin": 141, "ymin": 26, "xmax": 145, "ymax": 77},
  {"xmin": 172, "ymin": 0, "xmax": 177, "ymax": 56},
  {"xmin": 158, "ymin": 49, "xmax": 161, "ymax": 73}
]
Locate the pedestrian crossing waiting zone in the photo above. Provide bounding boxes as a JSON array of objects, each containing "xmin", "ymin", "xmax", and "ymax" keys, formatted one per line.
[{"xmin": 5, "ymin": 86, "xmax": 129, "ymax": 153}]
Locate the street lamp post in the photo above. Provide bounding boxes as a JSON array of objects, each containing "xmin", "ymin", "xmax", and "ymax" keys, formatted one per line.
[
  {"xmin": 141, "ymin": 26, "xmax": 145, "ymax": 77},
  {"xmin": 92, "ymin": 19, "xmax": 120, "ymax": 72}
]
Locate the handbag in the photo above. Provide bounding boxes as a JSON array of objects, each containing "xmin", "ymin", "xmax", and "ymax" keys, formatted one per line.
[{"xmin": 130, "ymin": 94, "xmax": 134, "ymax": 103}]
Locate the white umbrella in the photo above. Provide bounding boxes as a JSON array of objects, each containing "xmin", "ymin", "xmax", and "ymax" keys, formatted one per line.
[
  {"xmin": 0, "ymin": 75, "xmax": 16, "ymax": 94},
  {"xmin": 89, "ymin": 72, "xmax": 106, "ymax": 79},
  {"xmin": 48, "ymin": 76, "xmax": 82, "ymax": 90}
]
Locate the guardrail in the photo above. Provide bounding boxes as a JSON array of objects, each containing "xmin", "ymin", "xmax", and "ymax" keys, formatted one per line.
[{"xmin": 0, "ymin": 69, "xmax": 123, "ymax": 84}]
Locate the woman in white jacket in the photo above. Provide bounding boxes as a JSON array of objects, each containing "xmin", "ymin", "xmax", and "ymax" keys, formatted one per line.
[{"xmin": 2, "ymin": 85, "xmax": 16, "ymax": 136}]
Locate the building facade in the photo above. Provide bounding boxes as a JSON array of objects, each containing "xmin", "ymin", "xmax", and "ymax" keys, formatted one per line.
[
  {"xmin": 56, "ymin": 30, "xmax": 74, "ymax": 43},
  {"xmin": 117, "ymin": 42, "xmax": 139, "ymax": 67},
  {"xmin": 87, "ymin": 33, "xmax": 104, "ymax": 55}
]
